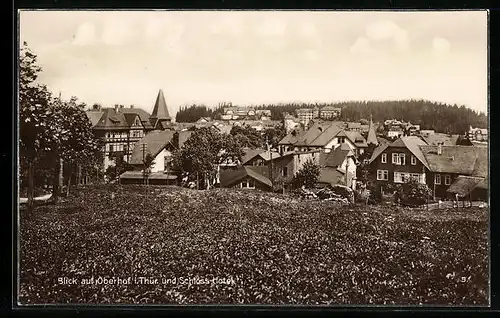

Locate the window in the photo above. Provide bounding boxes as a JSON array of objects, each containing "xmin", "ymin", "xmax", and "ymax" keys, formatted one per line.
[
  {"xmin": 109, "ymin": 144, "xmax": 114, "ymax": 153},
  {"xmin": 241, "ymin": 180, "xmax": 248, "ymax": 188},
  {"xmin": 434, "ymin": 174, "xmax": 441, "ymax": 185},
  {"xmin": 411, "ymin": 155, "xmax": 417, "ymax": 165},
  {"xmin": 381, "ymin": 153, "xmax": 387, "ymax": 163},
  {"xmin": 248, "ymin": 179, "xmax": 255, "ymax": 188},
  {"xmin": 411, "ymin": 174, "xmax": 420, "ymax": 182},
  {"xmin": 392, "ymin": 153, "xmax": 399, "ymax": 164},
  {"xmin": 283, "ymin": 167, "xmax": 288, "ymax": 177},
  {"xmin": 394, "ymin": 172, "xmax": 403, "ymax": 183},
  {"xmin": 444, "ymin": 175, "xmax": 451, "ymax": 185},
  {"xmin": 377, "ymin": 170, "xmax": 388, "ymax": 181},
  {"xmin": 399, "ymin": 153, "xmax": 406, "ymax": 165},
  {"xmin": 338, "ymin": 137, "xmax": 345, "ymax": 143}
]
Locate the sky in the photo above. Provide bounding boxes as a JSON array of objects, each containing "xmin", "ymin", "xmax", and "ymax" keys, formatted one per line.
[{"xmin": 19, "ymin": 10, "xmax": 488, "ymax": 118}]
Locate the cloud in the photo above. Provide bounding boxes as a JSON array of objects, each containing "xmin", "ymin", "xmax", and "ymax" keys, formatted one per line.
[
  {"xmin": 72, "ymin": 22, "xmax": 97, "ymax": 46},
  {"xmin": 432, "ymin": 36, "xmax": 451, "ymax": 57},
  {"xmin": 349, "ymin": 37, "xmax": 375, "ymax": 56},
  {"xmin": 351, "ymin": 20, "xmax": 410, "ymax": 55}
]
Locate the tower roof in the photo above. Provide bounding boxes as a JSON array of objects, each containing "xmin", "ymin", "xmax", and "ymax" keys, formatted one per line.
[
  {"xmin": 150, "ymin": 89, "xmax": 171, "ymax": 120},
  {"xmin": 367, "ymin": 115, "xmax": 378, "ymax": 146}
]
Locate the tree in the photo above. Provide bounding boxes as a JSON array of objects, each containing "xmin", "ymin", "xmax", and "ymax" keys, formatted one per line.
[
  {"xmin": 399, "ymin": 178, "xmax": 432, "ymax": 206},
  {"xmin": 292, "ymin": 159, "xmax": 320, "ymax": 189},
  {"xmin": 19, "ymin": 42, "xmax": 58, "ymax": 211},
  {"xmin": 172, "ymin": 127, "xmax": 244, "ymax": 189},
  {"xmin": 263, "ymin": 124, "xmax": 287, "ymax": 148},
  {"xmin": 230, "ymin": 125, "xmax": 263, "ymax": 149}
]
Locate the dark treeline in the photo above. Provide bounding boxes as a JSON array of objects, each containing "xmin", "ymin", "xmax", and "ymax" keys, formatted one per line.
[
  {"xmin": 337, "ymin": 100, "xmax": 487, "ymax": 135},
  {"xmin": 176, "ymin": 100, "xmax": 487, "ymax": 135},
  {"xmin": 175, "ymin": 104, "xmax": 224, "ymax": 123}
]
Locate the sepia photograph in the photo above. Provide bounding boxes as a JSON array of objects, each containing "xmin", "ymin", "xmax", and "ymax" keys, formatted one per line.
[{"xmin": 17, "ymin": 10, "xmax": 489, "ymax": 306}]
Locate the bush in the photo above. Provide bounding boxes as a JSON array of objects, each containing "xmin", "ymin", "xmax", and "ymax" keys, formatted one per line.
[
  {"xmin": 400, "ymin": 179, "xmax": 432, "ymax": 206},
  {"xmin": 291, "ymin": 159, "xmax": 320, "ymax": 189},
  {"xmin": 367, "ymin": 183, "xmax": 382, "ymax": 204}
]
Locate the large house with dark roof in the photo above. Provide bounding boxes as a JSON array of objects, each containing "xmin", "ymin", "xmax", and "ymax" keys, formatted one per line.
[
  {"xmin": 86, "ymin": 89, "xmax": 172, "ymax": 171},
  {"xmin": 369, "ymin": 136, "xmax": 488, "ymax": 200}
]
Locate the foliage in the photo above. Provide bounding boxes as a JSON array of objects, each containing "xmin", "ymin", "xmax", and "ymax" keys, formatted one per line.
[
  {"xmin": 19, "ymin": 185, "xmax": 488, "ymax": 305},
  {"xmin": 292, "ymin": 159, "xmax": 320, "ymax": 189},
  {"xmin": 230, "ymin": 125, "xmax": 263, "ymax": 149},
  {"xmin": 367, "ymin": 182, "xmax": 383, "ymax": 205},
  {"xmin": 172, "ymin": 128, "xmax": 244, "ymax": 188},
  {"xmin": 399, "ymin": 179, "xmax": 433, "ymax": 206},
  {"xmin": 175, "ymin": 104, "xmax": 215, "ymax": 123},
  {"xmin": 262, "ymin": 124, "xmax": 287, "ymax": 148}
]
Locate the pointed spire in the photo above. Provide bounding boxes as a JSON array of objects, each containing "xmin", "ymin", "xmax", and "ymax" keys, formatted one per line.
[
  {"xmin": 150, "ymin": 89, "xmax": 171, "ymax": 120},
  {"xmin": 367, "ymin": 114, "xmax": 378, "ymax": 146}
]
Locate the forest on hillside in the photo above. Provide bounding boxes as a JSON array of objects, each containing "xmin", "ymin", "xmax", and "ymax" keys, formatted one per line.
[{"xmin": 175, "ymin": 100, "xmax": 487, "ymax": 135}]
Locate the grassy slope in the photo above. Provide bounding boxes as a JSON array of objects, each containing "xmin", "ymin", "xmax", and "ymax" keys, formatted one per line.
[{"xmin": 19, "ymin": 185, "xmax": 489, "ymax": 305}]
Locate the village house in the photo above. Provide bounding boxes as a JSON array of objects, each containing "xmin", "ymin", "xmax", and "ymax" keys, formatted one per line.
[
  {"xmin": 278, "ymin": 128, "xmax": 305, "ymax": 154},
  {"xmin": 368, "ymin": 136, "xmax": 488, "ymax": 200},
  {"xmin": 317, "ymin": 143, "xmax": 357, "ymax": 189},
  {"xmin": 468, "ymin": 126, "xmax": 488, "ymax": 142},
  {"xmin": 219, "ymin": 149, "xmax": 322, "ymax": 191},
  {"xmin": 278, "ymin": 119, "xmax": 376, "ymax": 158},
  {"xmin": 86, "ymin": 89, "xmax": 172, "ymax": 171},
  {"xmin": 369, "ymin": 136, "xmax": 429, "ymax": 187},
  {"xmin": 419, "ymin": 144, "xmax": 487, "ymax": 199},
  {"xmin": 119, "ymin": 130, "xmax": 192, "ymax": 185},
  {"xmin": 219, "ymin": 166, "xmax": 273, "ymax": 191},
  {"xmin": 319, "ymin": 106, "xmax": 341, "ymax": 120}
]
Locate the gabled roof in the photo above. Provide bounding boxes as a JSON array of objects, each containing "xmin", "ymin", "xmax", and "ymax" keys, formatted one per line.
[
  {"xmin": 279, "ymin": 129, "xmax": 305, "ymax": 145},
  {"xmin": 295, "ymin": 122, "xmax": 335, "ymax": 147},
  {"xmin": 123, "ymin": 108, "xmax": 154, "ymax": 129},
  {"xmin": 319, "ymin": 146, "xmax": 353, "ymax": 168},
  {"xmin": 369, "ymin": 143, "xmax": 389, "ymax": 164},
  {"xmin": 309, "ymin": 122, "xmax": 344, "ymax": 147},
  {"xmin": 419, "ymin": 145, "xmax": 487, "ymax": 176},
  {"xmin": 399, "ymin": 136, "xmax": 430, "ymax": 169},
  {"xmin": 317, "ymin": 167, "xmax": 354, "ymax": 186},
  {"xmin": 241, "ymin": 149, "xmax": 266, "ymax": 165},
  {"xmin": 344, "ymin": 131, "xmax": 368, "ymax": 148},
  {"xmin": 86, "ymin": 111, "xmax": 104, "ymax": 127},
  {"xmin": 422, "ymin": 133, "xmax": 460, "ymax": 146},
  {"xmin": 150, "ymin": 89, "xmax": 171, "ymax": 120},
  {"xmin": 219, "ymin": 166, "xmax": 272, "ymax": 188},
  {"xmin": 369, "ymin": 136, "xmax": 429, "ymax": 169},
  {"xmin": 241, "ymin": 149, "xmax": 280, "ymax": 165},
  {"xmin": 129, "ymin": 130, "xmax": 176, "ymax": 165},
  {"xmin": 446, "ymin": 176, "xmax": 486, "ymax": 197}
]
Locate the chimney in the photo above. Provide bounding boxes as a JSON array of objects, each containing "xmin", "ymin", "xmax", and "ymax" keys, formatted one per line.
[
  {"xmin": 130, "ymin": 105, "xmax": 134, "ymax": 109},
  {"xmin": 114, "ymin": 104, "xmax": 119, "ymax": 112},
  {"xmin": 437, "ymin": 143, "xmax": 442, "ymax": 155},
  {"xmin": 120, "ymin": 105, "xmax": 124, "ymax": 110}
]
